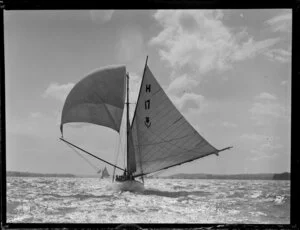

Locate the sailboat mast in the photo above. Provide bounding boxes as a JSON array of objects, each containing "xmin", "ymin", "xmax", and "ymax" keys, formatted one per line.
[{"xmin": 126, "ymin": 73, "xmax": 130, "ymax": 176}]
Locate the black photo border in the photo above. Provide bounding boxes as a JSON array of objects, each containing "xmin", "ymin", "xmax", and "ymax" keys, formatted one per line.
[{"xmin": 1, "ymin": 0, "xmax": 299, "ymax": 229}]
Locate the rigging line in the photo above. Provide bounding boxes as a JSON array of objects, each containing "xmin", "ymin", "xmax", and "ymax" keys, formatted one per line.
[
  {"xmin": 112, "ymin": 135, "xmax": 117, "ymax": 180},
  {"xmin": 148, "ymin": 169, "xmax": 165, "ymax": 178},
  {"xmin": 112, "ymin": 131, "xmax": 122, "ymax": 181},
  {"xmin": 60, "ymin": 138, "xmax": 126, "ymax": 172},
  {"xmin": 117, "ymin": 116, "xmax": 126, "ymax": 168},
  {"xmin": 123, "ymin": 131, "xmax": 127, "ymax": 169},
  {"xmin": 119, "ymin": 115, "xmax": 125, "ymax": 169},
  {"xmin": 113, "ymin": 115, "xmax": 127, "ymax": 178},
  {"xmin": 64, "ymin": 140, "xmax": 99, "ymax": 172},
  {"xmin": 134, "ymin": 116, "xmax": 144, "ymax": 181},
  {"xmin": 112, "ymin": 127, "xmax": 120, "ymax": 175},
  {"xmin": 118, "ymin": 114, "xmax": 126, "ymax": 169}
]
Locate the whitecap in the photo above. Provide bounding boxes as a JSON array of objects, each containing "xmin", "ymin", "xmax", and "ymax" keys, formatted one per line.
[
  {"xmin": 274, "ymin": 195, "xmax": 285, "ymax": 205},
  {"xmin": 250, "ymin": 190, "xmax": 262, "ymax": 198}
]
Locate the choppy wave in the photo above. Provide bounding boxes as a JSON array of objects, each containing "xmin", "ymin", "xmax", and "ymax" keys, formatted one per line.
[{"xmin": 6, "ymin": 177, "xmax": 290, "ymax": 223}]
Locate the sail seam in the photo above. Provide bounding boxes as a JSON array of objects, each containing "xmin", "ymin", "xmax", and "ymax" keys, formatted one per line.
[
  {"xmin": 141, "ymin": 119, "xmax": 201, "ymax": 161},
  {"xmin": 102, "ymin": 103, "xmax": 119, "ymax": 131},
  {"xmin": 142, "ymin": 125, "xmax": 215, "ymax": 165},
  {"xmin": 142, "ymin": 135, "xmax": 197, "ymax": 165},
  {"xmin": 136, "ymin": 134, "xmax": 190, "ymax": 147},
  {"xmin": 144, "ymin": 137, "xmax": 207, "ymax": 165},
  {"xmin": 141, "ymin": 133, "xmax": 195, "ymax": 166},
  {"xmin": 135, "ymin": 116, "xmax": 144, "ymax": 180},
  {"xmin": 136, "ymin": 113, "xmax": 187, "ymax": 147},
  {"xmin": 147, "ymin": 114, "xmax": 186, "ymax": 139},
  {"xmin": 144, "ymin": 150, "xmax": 212, "ymax": 163}
]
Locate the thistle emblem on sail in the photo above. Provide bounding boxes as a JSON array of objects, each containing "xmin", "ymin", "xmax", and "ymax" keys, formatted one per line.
[{"xmin": 144, "ymin": 116, "xmax": 151, "ymax": 128}]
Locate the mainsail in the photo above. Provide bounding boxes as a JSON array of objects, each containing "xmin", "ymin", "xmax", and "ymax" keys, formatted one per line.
[
  {"xmin": 60, "ymin": 65, "xmax": 126, "ymax": 135},
  {"xmin": 131, "ymin": 65, "xmax": 219, "ymax": 177}
]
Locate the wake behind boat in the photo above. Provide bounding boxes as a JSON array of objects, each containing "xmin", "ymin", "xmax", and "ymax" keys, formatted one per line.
[{"xmin": 59, "ymin": 56, "xmax": 232, "ymax": 192}]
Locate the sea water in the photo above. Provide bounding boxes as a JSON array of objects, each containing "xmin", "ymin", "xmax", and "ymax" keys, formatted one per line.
[{"xmin": 6, "ymin": 177, "xmax": 290, "ymax": 224}]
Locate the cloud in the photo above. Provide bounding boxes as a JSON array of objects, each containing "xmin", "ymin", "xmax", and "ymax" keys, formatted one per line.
[
  {"xmin": 150, "ymin": 10, "xmax": 280, "ymax": 75},
  {"xmin": 240, "ymin": 133, "xmax": 283, "ymax": 160},
  {"xmin": 250, "ymin": 102, "xmax": 286, "ymax": 124},
  {"xmin": 30, "ymin": 112, "xmax": 42, "ymax": 118},
  {"xmin": 115, "ymin": 28, "xmax": 145, "ymax": 66},
  {"xmin": 265, "ymin": 10, "xmax": 292, "ymax": 33},
  {"xmin": 128, "ymin": 72, "xmax": 142, "ymax": 104},
  {"xmin": 170, "ymin": 92, "xmax": 205, "ymax": 112},
  {"xmin": 232, "ymin": 38, "xmax": 280, "ymax": 61},
  {"xmin": 250, "ymin": 141, "xmax": 283, "ymax": 161},
  {"xmin": 89, "ymin": 10, "xmax": 114, "ymax": 24},
  {"xmin": 255, "ymin": 92, "xmax": 277, "ymax": 100},
  {"xmin": 264, "ymin": 48, "xmax": 291, "ymax": 63},
  {"xmin": 7, "ymin": 113, "xmax": 59, "ymax": 138},
  {"xmin": 65, "ymin": 123, "xmax": 92, "ymax": 129},
  {"xmin": 127, "ymin": 72, "xmax": 142, "ymax": 120},
  {"xmin": 249, "ymin": 92, "xmax": 290, "ymax": 125},
  {"xmin": 167, "ymin": 74, "xmax": 199, "ymax": 95},
  {"xmin": 222, "ymin": 121, "xmax": 237, "ymax": 128},
  {"xmin": 43, "ymin": 82, "xmax": 74, "ymax": 102},
  {"xmin": 240, "ymin": 133, "xmax": 269, "ymax": 142},
  {"xmin": 281, "ymin": 80, "xmax": 287, "ymax": 86},
  {"xmin": 208, "ymin": 121, "xmax": 237, "ymax": 128}
]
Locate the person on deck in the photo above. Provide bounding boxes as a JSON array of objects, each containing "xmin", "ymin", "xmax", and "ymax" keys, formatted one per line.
[{"xmin": 123, "ymin": 169, "xmax": 127, "ymax": 180}]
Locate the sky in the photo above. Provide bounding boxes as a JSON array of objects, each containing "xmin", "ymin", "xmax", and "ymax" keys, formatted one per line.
[{"xmin": 4, "ymin": 9, "xmax": 291, "ymax": 176}]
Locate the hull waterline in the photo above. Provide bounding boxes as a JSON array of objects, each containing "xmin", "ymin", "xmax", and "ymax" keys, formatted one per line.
[{"xmin": 111, "ymin": 180, "xmax": 145, "ymax": 192}]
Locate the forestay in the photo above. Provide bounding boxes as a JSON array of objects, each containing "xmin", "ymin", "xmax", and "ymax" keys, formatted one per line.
[
  {"xmin": 60, "ymin": 66, "xmax": 126, "ymax": 135},
  {"xmin": 131, "ymin": 65, "xmax": 219, "ymax": 177}
]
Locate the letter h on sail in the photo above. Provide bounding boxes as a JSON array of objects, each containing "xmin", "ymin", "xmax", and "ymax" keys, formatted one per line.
[{"xmin": 146, "ymin": 84, "xmax": 151, "ymax": 92}]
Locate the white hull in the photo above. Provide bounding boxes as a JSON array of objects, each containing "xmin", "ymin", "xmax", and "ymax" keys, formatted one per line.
[{"xmin": 111, "ymin": 180, "xmax": 145, "ymax": 192}]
